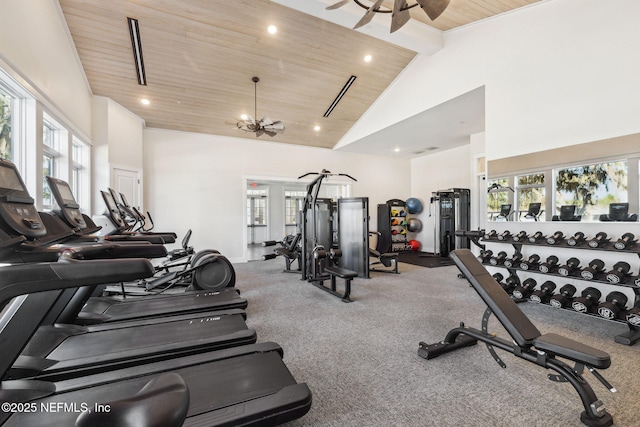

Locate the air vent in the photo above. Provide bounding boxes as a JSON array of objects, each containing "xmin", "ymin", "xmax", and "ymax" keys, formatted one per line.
[
  {"xmin": 323, "ymin": 75, "xmax": 357, "ymax": 117},
  {"xmin": 127, "ymin": 17, "xmax": 147, "ymax": 85},
  {"xmin": 411, "ymin": 150, "xmax": 425, "ymax": 155},
  {"xmin": 426, "ymin": 146, "xmax": 439, "ymax": 151}
]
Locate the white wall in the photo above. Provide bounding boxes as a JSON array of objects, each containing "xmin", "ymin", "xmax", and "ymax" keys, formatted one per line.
[
  {"xmin": 0, "ymin": 0, "xmax": 92, "ymax": 140},
  {"xmin": 340, "ymin": 0, "xmax": 640, "ymax": 161},
  {"xmin": 144, "ymin": 128, "xmax": 412, "ymax": 262}
]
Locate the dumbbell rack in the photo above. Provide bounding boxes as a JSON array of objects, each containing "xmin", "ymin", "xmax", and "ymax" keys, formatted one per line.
[{"xmin": 482, "ymin": 231, "xmax": 640, "ymax": 346}]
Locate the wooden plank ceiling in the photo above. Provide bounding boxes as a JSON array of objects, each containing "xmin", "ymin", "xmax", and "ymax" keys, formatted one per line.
[{"xmin": 59, "ymin": 0, "xmax": 538, "ymax": 149}]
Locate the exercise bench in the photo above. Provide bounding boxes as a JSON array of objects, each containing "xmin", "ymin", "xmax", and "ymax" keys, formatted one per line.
[
  {"xmin": 314, "ymin": 265, "xmax": 357, "ymax": 302},
  {"xmin": 418, "ymin": 249, "xmax": 615, "ymax": 427}
]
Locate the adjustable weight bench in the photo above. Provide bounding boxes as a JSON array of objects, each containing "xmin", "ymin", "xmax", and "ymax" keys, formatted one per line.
[{"xmin": 418, "ymin": 249, "xmax": 615, "ymax": 427}]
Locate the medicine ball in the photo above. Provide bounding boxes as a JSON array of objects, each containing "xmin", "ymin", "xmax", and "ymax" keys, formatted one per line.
[
  {"xmin": 406, "ymin": 198, "xmax": 423, "ymax": 214},
  {"xmin": 407, "ymin": 218, "xmax": 422, "ymax": 232}
]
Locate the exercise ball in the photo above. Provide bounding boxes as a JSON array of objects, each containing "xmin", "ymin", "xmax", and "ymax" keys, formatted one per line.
[
  {"xmin": 407, "ymin": 218, "xmax": 423, "ymax": 232},
  {"xmin": 408, "ymin": 240, "xmax": 421, "ymax": 251},
  {"xmin": 406, "ymin": 197, "xmax": 423, "ymax": 214}
]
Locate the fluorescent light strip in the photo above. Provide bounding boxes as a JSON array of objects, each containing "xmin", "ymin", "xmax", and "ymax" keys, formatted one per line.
[
  {"xmin": 127, "ymin": 17, "xmax": 147, "ymax": 86},
  {"xmin": 323, "ymin": 75, "xmax": 356, "ymax": 117}
]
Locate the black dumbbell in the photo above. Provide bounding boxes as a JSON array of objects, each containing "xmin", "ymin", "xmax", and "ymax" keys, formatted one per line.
[
  {"xmin": 597, "ymin": 291, "xmax": 629, "ymax": 320},
  {"xmin": 512, "ymin": 230, "xmax": 528, "ymax": 242},
  {"xmin": 557, "ymin": 257, "xmax": 581, "ymax": 276},
  {"xmin": 567, "ymin": 232, "xmax": 586, "ymax": 247},
  {"xmin": 538, "ymin": 255, "xmax": 559, "ymax": 273},
  {"xmin": 512, "ymin": 278, "xmax": 537, "ymax": 299},
  {"xmin": 546, "ymin": 231, "xmax": 565, "ymax": 245},
  {"xmin": 529, "ymin": 280, "xmax": 556, "ymax": 303},
  {"xmin": 588, "ymin": 232, "xmax": 610, "ymax": 248},
  {"xmin": 528, "ymin": 231, "xmax": 545, "ymax": 243},
  {"xmin": 614, "ymin": 233, "xmax": 637, "ymax": 250},
  {"xmin": 519, "ymin": 254, "xmax": 540, "ymax": 270},
  {"xmin": 580, "ymin": 259, "xmax": 606, "ymax": 280},
  {"xmin": 549, "ymin": 284, "xmax": 577, "ymax": 308},
  {"xmin": 489, "ymin": 251, "xmax": 508, "ymax": 266},
  {"xmin": 497, "ymin": 230, "xmax": 512, "ymax": 241},
  {"xmin": 605, "ymin": 261, "xmax": 631, "ymax": 284},
  {"xmin": 571, "ymin": 287, "xmax": 602, "ymax": 313},
  {"xmin": 492, "ymin": 272, "xmax": 504, "ymax": 282},
  {"xmin": 625, "ymin": 301, "xmax": 640, "ymax": 328},
  {"xmin": 503, "ymin": 253, "xmax": 523, "ymax": 268},
  {"xmin": 483, "ymin": 229, "xmax": 498, "ymax": 240},
  {"xmin": 501, "ymin": 275, "xmax": 520, "ymax": 293},
  {"xmin": 478, "ymin": 249, "xmax": 493, "ymax": 263}
]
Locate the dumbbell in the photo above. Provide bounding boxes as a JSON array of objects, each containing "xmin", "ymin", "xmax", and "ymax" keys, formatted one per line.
[
  {"xmin": 614, "ymin": 233, "xmax": 637, "ymax": 250},
  {"xmin": 503, "ymin": 253, "xmax": 523, "ymax": 268},
  {"xmin": 529, "ymin": 281, "xmax": 557, "ymax": 303},
  {"xmin": 497, "ymin": 230, "xmax": 512, "ymax": 241},
  {"xmin": 477, "ymin": 249, "xmax": 493, "ymax": 263},
  {"xmin": 571, "ymin": 287, "xmax": 602, "ymax": 313},
  {"xmin": 528, "ymin": 231, "xmax": 545, "ymax": 243},
  {"xmin": 489, "ymin": 251, "xmax": 508, "ymax": 266},
  {"xmin": 588, "ymin": 232, "xmax": 609, "ymax": 248},
  {"xmin": 546, "ymin": 231, "xmax": 565, "ymax": 245},
  {"xmin": 567, "ymin": 232, "xmax": 586, "ymax": 247},
  {"xmin": 538, "ymin": 255, "xmax": 559, "ymax": 273},
  {"xmin": 492, "ymin": 272, "xmax": 504, "ymax": 283},
  {"xmin": 580, "ymin": 259, "xmax": 606, "ymax": 280},
  {"xmin": 483, "ymin": 230, "xmax": 498, "ymax": 240},
  {"xmin": 519, "ymin": 254, "xmax": 540, "ymax": 270},
  {"xmin": 626, "ymin": 301, "xmax": 640, "ymax": 327},
  {"xmin": 512, "ymin": 230, "xmax": 528, "ymax": 242},
  {"xmin": 511, "ymin": 278, "xmax": 537, "ymax": 299},
  {"xmin": 549, "ymin": 284, "xmax": 577, "ymax": 308},
  {"xmin": 597, "ymin": 291, "xmax": 629, "ymax": 320},
  {"xmin": 557, "ymin": 257, "xmax": 581, "ymax": 276},
  {"xmin": 501, "ymin": 275, "xmax": 520, "ymax": 293},
  {"xmin": 605, "ymin": 261, "xmax": 631, "ymax": 284}
]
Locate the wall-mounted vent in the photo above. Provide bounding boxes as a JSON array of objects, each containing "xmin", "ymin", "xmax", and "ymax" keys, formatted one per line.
[
  {"xmin": 127, "ymin": 17, "xmax": 147, "ymax": 85},
  {"xmin": 323, "ymin": 75, "xmax": 357, "ymax": 117}
]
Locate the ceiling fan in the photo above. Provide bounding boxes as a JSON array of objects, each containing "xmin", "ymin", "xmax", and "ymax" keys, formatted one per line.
[
  {"xmin": 327, "ymin": 0, "xmax": 450, "ymax": 33},
  {"xmin": 236, "ymin": 76, "xmax": 285, "ymax": 137}
]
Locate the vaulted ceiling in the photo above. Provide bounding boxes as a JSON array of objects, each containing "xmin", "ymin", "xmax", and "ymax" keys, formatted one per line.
[{"xmin": 59, "ymin": 0, "xmax": 539, "ymax": 152}]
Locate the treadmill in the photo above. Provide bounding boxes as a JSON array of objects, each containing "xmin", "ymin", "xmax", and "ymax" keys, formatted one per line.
[
  {"xmin": 0, "ymin": 258, "xmax": 312, "ymax": 426},
  {"xmin": 0, "ymin": 159, "xmax": 247, "ymax": 323}
]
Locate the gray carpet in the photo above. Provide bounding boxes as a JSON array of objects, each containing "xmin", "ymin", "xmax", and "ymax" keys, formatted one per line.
[{"xmin": 233, "ymin": 260, "xmax": 638, "ymax": 427}]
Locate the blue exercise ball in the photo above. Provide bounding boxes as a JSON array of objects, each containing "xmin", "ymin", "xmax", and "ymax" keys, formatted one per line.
[{"xmin": 406, "ymin": 197, "xmax": 423, "ymax": 214}]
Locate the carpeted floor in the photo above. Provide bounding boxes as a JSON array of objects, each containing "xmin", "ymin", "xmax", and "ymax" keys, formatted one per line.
[{"xmin": 233, "ymin": 259, "xmax": 638, "ymax": 427}]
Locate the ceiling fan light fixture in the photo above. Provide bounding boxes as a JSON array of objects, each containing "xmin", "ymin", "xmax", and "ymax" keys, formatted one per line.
[{"xmin": 235, "ymin": 77, "xmax": 284, "ymax": 138}]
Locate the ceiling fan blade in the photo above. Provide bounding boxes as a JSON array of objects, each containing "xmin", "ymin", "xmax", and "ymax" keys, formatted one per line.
[
  {"xmin": 390, "ymin": 0, "xmax": 410, "ymax": 33},
  {"xmin": 259, "ymin": 116, "xmax": 274, "ymax": 126},
  {"xmin": 264, "ymin": 130, "xmax": 278, "ymax": 137},
  {"xmin": 264, "ymin": 120, "xmax": 285, "ymax": 130},
  {"xmin": 353, "ymin": 0, "xmax": 384, "ymax": 29},
  {"xmin": 326, "ymin": 0, "xmax": 350, "ymax": 10},
  {"xmin": 416, "ymin": 0, "xmax": 450, "ymax": 21}
]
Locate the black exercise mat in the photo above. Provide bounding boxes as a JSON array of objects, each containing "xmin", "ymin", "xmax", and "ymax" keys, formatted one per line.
[{"xmin": 397, "ymin": 251, "xmax": 455, "ymax": 268}]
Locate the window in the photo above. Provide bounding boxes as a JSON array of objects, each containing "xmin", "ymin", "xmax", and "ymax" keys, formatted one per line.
[
  {"xmin": 42, "ymin": 118, "xmax": 62, "ymax": 210},
  {"xmin": 247, "ymin": 189, "xmax": 268, "ymax": 226},
  {"xmin": 516, "ymin": 172, "xmax": 545, "ymax": 220},
  {"xmin": 487, "ymin": 177, "xmax": 510, "ymax": 220},
  {"xmin": 285, "ymin": 190, "xmax": 305, "ymax": 225},
  {"xmin": 555, "ymin": 160, "xmax": 628, "ymax": 220},
  {"xmin": 0, "ymin": 88, "xmax": 12, "ymax": 161},
  {"xmin": 71, "ymin": 137, "xmax": 89, "ymax": 209}
]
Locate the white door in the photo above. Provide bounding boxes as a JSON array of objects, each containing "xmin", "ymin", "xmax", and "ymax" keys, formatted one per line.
[{"xmin": 113, "ymin": 168, "xmax": 140, "ymax": 209}]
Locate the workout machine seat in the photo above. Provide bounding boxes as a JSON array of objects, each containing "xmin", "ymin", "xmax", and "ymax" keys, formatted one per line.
[
  {"xmin": 418, "ymin": 249, "xmax": 615, "ymax": 427},
  {"xmin": 369, "ymin": 249, "xmax": 399, "ymax": 274},
  {"xmin": 317, "ymin": 265, "xmax": 357, "ymax": 302}
]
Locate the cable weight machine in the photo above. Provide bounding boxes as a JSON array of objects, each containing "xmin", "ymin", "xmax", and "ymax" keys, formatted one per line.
[{"xmin": 430, "ymin": 188, "xmax": 471, "ymax": 257}]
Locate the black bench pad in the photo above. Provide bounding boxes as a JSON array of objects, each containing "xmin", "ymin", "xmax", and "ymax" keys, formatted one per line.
[
  {"xmin": 534, "ymin": 333, "xmax": 611, "ymax": 369},
  {"xmin": 324, "ymin": 266, "xmax": 357, "ymax": 279}
]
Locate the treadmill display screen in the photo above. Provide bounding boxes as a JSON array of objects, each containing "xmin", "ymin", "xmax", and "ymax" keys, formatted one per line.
[
  {"xmin": 55, "ymin": 180, "xmax": 77, "ymax": 204},
  {"xmin": 0, "ymin": 164, "xmax": 27, "ymax": 192}
]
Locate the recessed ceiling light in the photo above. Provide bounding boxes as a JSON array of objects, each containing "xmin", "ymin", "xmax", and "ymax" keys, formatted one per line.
[
  {"xmin": 240, "ymin": 114, "xmax": 248, "ymax": 120},
  {"xmin": 267, "ymin": 25, "xmax": 277, "ymax": 34},
  {"xmin": 314, "ymin": 125, "xmax": 321, "ymax": 132},
  {"xmin": 140, "ymin": 98, "xmax": 150, "ymax": 105},
  {"xmin": 364, "ymin": 54, "xmax": 372, "ymax": 63},
  {"xmin": 394, "ymin": 148, "xmax": 400, "ymax": 152}
]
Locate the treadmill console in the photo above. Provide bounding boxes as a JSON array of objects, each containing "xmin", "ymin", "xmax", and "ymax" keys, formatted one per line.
[
  {"xmin": 101, "ymin": 190, "xmax": 126, "ymax": 228},
  {"xmin": 0, "ymin": 160, "xmax": 47, "ymax": 237},
  {"xmin": 46, "ymin": 176, "xmax": 87, "ymax": 229}
]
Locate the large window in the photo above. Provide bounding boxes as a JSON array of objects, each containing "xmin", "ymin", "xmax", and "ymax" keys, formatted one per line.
[
  {"xmin": 285, "ymin": 190, "xmax": 305, "ymax": 225},
  {"xmin": 42, "ymin": 118, "xmax": 63, "ymax": 210},
  {"xmin": 516, "ymin": 172, "xmax": 545, "ymax": 220},
  {"xmin": 487, "ymin": 177, "xmax": 510, "ymax": 220},
  {"xmin": 71, "ymin": 137, "xmax": 89, "ymax": 209},
  {"xmin": 555, "ymin": 160, "xmax": 628, "ymax": 220},
  {"xmin": 0, "ymin": 88, "xmax": 12, "ymax": 161}
]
